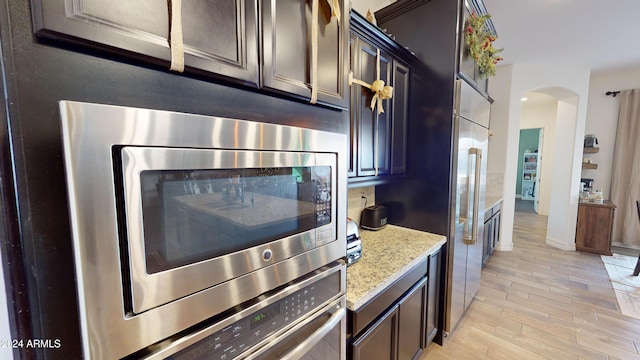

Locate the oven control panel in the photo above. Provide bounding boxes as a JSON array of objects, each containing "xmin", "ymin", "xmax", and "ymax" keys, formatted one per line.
[
  {"xmin": 168, "ymin": 271, "xmax": 341, "ymax": 360},
  {"xmin": 315, "ymin": 180, "xmax": 331, "ymax": 226}
]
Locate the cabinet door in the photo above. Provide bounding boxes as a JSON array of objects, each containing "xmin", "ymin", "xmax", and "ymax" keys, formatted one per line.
[
  {"xmin": 425, "ymin": 250, "xmax": 441, "ymax": 346},
  {"xmin": 398, "ymin": 278, "xmax": 427, "ymax": 360},
  {"xmin": 352, "ymin": 305, "xmax": 399, "ymax": 360},
  {"xmin": 457, "ymin": 1, "xmax": 489, "ymax": 95},
  {"xmin": 492, "ymin": 210, "xmax": 501, "ymax": 250},
  {"xmin": 482, "ymin": 216, "xmax": 492, "ymax": 266},
  {"xmin": 32, "ymin": 0, "xmax": 259, "ymax": 85},
  {"xmin": 348, "ymin": 32, "xmax": 358, "ymax": 177},
  {"xmin": 353, "ymin": 39, "xmax": 392, "ymax": 177},
  {"xmin": 575, "ymin": 204, "xmax": 614, "ymax": 255},
  {"xmin": 390, "ymin": 60, "xmax": 409, "ymax": 175},
  {"xmin": 261, "ymin": 0, "xmax": 348, "ymax": 109}
]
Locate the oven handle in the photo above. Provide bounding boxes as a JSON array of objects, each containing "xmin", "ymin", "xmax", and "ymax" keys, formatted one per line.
[{"xmin": 245, "ymin": 305, "xmax": 345, "ymax": 360}]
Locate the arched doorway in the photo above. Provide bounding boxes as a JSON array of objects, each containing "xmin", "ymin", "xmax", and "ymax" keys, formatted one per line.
[{"xmin": 512, "ymin": 87, "xmax": 582, "ymax": 251}]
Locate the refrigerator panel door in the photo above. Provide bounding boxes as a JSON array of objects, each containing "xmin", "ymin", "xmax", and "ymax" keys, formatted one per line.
[
  {"xmin": 449, "ymin": 220, "xmax": 467, "ymax": 332},
  {"xmin": 458, "ymin": 79, "xmax": 490, "ymax": 128},
  {"xmin": 448, "ymin": 116, "xmax": 474, "ymax": 331},
  {"xmin": 464, "ymin": 123, "xmax": 488, "ymax": 310}
]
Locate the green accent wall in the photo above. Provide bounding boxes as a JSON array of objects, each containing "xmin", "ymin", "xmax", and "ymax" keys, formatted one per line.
[{"xmin": 516, "ymin": 129, "xmax": 540, "ymax": 196}]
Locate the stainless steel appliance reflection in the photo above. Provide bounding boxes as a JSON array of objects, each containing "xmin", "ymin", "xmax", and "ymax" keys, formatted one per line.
[
  {"xmin": 346, "ymin": 218, "xmax": 362, "ymax": 266},
  {"xmin": 59, "ymin": 101, "xmax": 347, "ymax": 359}
]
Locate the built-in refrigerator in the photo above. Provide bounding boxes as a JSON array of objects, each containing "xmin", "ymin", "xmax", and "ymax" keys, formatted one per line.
[{"xmin": 446, "ymin": 79, "xmax": 490, "ymax": 332}]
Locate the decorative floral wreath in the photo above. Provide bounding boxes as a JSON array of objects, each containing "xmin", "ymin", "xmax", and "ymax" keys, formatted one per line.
[{"xmin": 465, "ymin": 13, "xmax": 503, "ymax": 78}]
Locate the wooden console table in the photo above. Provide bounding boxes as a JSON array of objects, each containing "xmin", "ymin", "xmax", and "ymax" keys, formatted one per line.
[{"xmin": 575, "ymin": 201, "xmax": 616, "ymax": 255}]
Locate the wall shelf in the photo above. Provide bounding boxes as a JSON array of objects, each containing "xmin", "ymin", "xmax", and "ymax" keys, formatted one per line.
[
  {"xmin": 583, "ymin": 147, "xmax": 600, "ymax": 154},
  {"xmin": 582, "ymin": 163, "xmax": 598, "ymax": 170}
]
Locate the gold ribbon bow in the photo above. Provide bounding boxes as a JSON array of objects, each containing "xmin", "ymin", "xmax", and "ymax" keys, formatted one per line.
[
  {"xmin": 349, "ymin": 49, "xmax": 394, "ymax": 114},
  {"xmin": 310, "ymin": 0, "xmax": 342, "ymax": 104},
  {"xmin": 168, "ymin": 0, "xmax": 185, "ymax": 73}
]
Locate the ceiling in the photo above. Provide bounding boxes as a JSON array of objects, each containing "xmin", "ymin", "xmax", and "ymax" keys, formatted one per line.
[
  {"xmin": 484, "ymin": 0, "xmax": 640, "ymax": 74},
  {"xmin": 354, "ymin": 0, "xmax": 640, "ymax": 74}
]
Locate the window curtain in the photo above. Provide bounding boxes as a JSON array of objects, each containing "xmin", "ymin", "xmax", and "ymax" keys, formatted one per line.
[{"xmin": 611, "ymin": 89, "xmax": 640, "ymax": 246}]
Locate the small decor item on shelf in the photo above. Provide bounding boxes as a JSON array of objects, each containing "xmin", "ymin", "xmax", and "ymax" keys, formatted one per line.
[
  {"xmin": 464, "ymin": 13, "xmax": 503, "ymax": 78},
  {"xmin": 366, "ymin": 9, "xmax": 377, "ymax": 25}
]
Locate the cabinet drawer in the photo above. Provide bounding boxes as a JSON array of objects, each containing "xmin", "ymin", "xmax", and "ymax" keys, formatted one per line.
[{"xmin": 350, "ymin": 257, "xmax": 427, "ymax": 335}]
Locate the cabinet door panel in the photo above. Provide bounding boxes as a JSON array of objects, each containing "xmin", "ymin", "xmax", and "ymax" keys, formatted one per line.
[
  {"xmin": 391, "ymin": 60, "xmax": 409, "ymax": 175},
  {"xmin": 398, "ymin": 278, "xmax": 426, "ymax": 360},
  {"xmin": 482, "ymin": 217, "xmax": 492, "ymax": 266},
  {"xmin": 493, "ymin": 210, "xmax": 501, "ymax": 249},
  {"xmin": 32, "ymin": 0, "xmax": 259, "ymax": 85},
  {"xmin": 426, "ymin": 250, "xmax": 441, "ymax": 345},
  {"xmin": 352, "ymin": 305, "xmax": 398, "ymax": 360},
  {"xmin": 348, "ymin": 33, "xmax": 358, "ymax": 177},
  {"xmin": 262, "ymin": 0, "xmax": 348, "ymax": 109},
  {"xmin": 576, "ymin": 204, "xmax": 614, "ymax": 255},
  {"xmin": 355, "ymin": 41, "xmax": 391, "ymax": 177}
]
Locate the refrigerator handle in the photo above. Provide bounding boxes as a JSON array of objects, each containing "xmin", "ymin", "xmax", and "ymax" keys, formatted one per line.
[{"xmin": 464, "ymin": 148, "xmax": 482, "ymax": 245}]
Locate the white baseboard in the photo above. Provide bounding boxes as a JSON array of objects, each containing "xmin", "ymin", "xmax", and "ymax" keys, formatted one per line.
[
  {"xmin": 546, "ymin": 237, "xmax": 576, "ymax": 251},
  {"xmin": 611, "ymin": 241, "xmax": 640, "ymax": 250},
  {"xmin": 495, "ymin": 241, "xmax": 513, "ymax": 251}
]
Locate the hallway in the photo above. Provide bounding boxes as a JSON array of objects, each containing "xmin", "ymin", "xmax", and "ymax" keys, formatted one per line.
[{"xmin": 422, "ymin": 212, "xmax": 640, "ymax": 359}]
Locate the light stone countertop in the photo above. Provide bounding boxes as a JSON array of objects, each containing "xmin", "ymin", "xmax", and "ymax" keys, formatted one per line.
[
  {"xmin": 485, "ymin": 196, "xmax": 503, "ymax": 213},
  {"xmin": 346, "ymin": 225, "xmax": 446, "ymax": 311}
]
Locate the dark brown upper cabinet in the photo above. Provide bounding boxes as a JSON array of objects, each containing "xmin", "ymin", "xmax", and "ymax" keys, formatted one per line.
[
  {"xmin": 261, "ymin": 0, "xmax": 349, "ymax": 109},
  {"xmin": 457, "ymin": 0, "xmax": 490, "ymax": 95},
  {"xmin": 31, "ymin": 0, "xmax": 259, "ymax": 86},
  {"xmin": 351, "ymin": 37, "xmax": 392, "ymax": 178},
  {"xmin": 348, "ymin": 11, "xmax": 410, "ymax": 185}
]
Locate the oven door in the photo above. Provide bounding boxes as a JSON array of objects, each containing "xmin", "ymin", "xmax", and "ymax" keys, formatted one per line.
[
  {"xmin": 141, "ymin": 262, "xmax": 347, "ymax": 360},
  {"xmin": 121, "ymin": 147, "xmax": 338, "ymax": 314},
  {"xmin": 246, "ymin": 300, "xmax": 346, "ymax": 360}
]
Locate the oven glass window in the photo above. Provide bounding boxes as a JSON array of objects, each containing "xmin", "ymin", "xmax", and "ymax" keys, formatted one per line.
[{"xmin": 140, "ymin": 166, "xmax": 331, "ymax": 273}]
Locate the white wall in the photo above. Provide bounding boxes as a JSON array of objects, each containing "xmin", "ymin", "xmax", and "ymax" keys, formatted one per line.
[
  {"xmin": 586, "ymin": 67, "xmax": 640, "ymax": 199},
  {"xmin": 347, "ymin": 186, "xmax": 376, "ymax": 222},
  {"xmin": 520, "ymin": 97, "xmax": 558, "ymax": 216},
  {"xmin": 350, "ymin": 0, "xmax": 396, "ymax": 16},
  {"xmin": 546, "ymin": 97, "xmax": 583, "ymax": 251},
  {"xmin": 489, "ymin": 63, "xmax": 591, "ymax": 252},
  {"xmin": 487, "ymin": 65, "xmax": 514, "ymax": 250}
]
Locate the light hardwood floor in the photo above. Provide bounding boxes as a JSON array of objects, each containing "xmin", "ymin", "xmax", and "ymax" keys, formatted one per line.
[{"xmin": 422, "ymin": 212, "xmax": 640, "ymax": 360}]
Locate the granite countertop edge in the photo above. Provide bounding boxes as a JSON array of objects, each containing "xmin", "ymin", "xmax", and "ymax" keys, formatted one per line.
[
  {"xmin": 345, "ymin": 225, "xmax": 446, "ymax": 311},
  {"xmin": 485, "ymin": 196, "xmax": 503, "ymax": 212}
]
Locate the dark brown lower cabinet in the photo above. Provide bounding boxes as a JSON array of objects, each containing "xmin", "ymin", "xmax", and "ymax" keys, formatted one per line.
[
  {"xmin": 349, "ymin": 250, "xmax": 442, "ymax": 360},
  {"xmin": 352, "ymin": 278, "xmax": 426, "ymax": 360},
  {"xmin": 398, "ymin": 277, "xmax": 427, "ymax": 360},
  {"xmin": 352, "ymin": 304, "xmax": 399, "ymax": 360},
  {"xmin": 425, "ymin": 248, "xmax": 441, "ymax": 345},
  {"xmin": 482, "ymin": 202, "xmax": 502, "ymax": 267},
  {"xmin": 575, "ymin": 201, "xmax": 616, "ymax": 255}
]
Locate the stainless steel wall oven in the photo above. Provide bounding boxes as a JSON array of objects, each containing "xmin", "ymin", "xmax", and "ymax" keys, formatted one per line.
[{"xmin": 59, "ymin": 101, "xmax": 347, "ymax": 359}]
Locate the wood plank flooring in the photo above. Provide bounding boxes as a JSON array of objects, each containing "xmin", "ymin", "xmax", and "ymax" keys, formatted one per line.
[{"xmin": 422, "ymin": 212, "xmax": 640, "ymax": 360}]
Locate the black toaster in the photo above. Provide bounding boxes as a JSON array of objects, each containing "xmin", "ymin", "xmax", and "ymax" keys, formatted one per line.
[{"xmin": 360, "ymin": 205, "xmax": 387, "ymax": 230}]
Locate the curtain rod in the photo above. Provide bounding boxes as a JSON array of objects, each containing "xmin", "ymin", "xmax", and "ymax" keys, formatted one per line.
[{"xmin": 605, "ymin": 91, "xmax": 620, "ymax": 97}]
